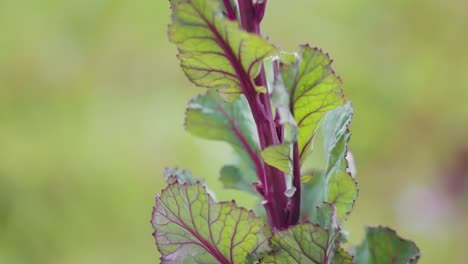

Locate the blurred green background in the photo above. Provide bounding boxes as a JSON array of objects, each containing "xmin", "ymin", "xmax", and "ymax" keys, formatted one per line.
[{"xmin": 1, "ymin": 0, "xmax": 467, "ymax": 263}]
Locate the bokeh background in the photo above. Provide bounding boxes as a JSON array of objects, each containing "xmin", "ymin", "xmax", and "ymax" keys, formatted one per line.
[{"xmin": 1, "ymin": 0, "xmax": 467, "ymax": 263}]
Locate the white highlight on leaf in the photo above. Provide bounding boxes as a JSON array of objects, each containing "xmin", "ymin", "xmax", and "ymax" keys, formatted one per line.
[{"xmin": 345, "ymin": 150, "xmax": 357, "ymax": 178}]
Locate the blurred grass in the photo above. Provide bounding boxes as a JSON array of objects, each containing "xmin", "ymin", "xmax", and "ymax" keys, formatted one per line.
[{"xmin": 0, "ymin": 0, "xmax": 467, "ymax": 263}]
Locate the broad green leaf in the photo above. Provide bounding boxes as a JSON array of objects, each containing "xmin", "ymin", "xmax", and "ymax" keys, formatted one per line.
[
  {"xmin": 169, "ymin": 0, "xmax": 276, "ymax": 101},
  {"xmin": 260, "ymin": 223, "xmax": 333, "ymax": 264},
  {"xmin": 279, "ymin": 45, "xmax": 344, "ymax": 163},
  {"xmin": 301, "ymin": 103, "xmax": 358, "ymax": 221},
  {"xmin": 152, "ymin": 180, "xmax": 269, "ymax": 264},
  {"xmin": 261, "ymin": 144, "xmax": 292, "ymax": 174},
  {"xmin": 354, "ymin": 226, "xmax": 421, "ymax": 264},
  {"xmin": 261, "ymin": 204, "xmax": 349, "ymax": 264},
  {"xmin": 185, "ymin": 89, "xmax": 260, "ymax": 194}
]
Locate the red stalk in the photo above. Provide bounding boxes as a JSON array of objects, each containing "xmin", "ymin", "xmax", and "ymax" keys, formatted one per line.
[{"xmin": 234, "ymin": 0, "xmax": 294, "ymax": 229}]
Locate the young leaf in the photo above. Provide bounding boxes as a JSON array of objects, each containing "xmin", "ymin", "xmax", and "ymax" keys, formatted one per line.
[
  {"xmin": 261, "ymin": 144, "xmax": 292, "ymax": 174},
  {"xmin": 169, "ymin": 0, "xmax": 276, "ymax": 101},
  {"xmin": 260, "ymin": 204, "xmax": 348, "ymax": 264},
  {"xmin": 301, "ymin": 103, "xmax": 358, "ymax": 221},
  {"xmin": 278, "ymin": 45, "xmax": 344, "ymax": 164},
  {"xmin": 152, "ymin": 180, "xmax": 269, "ymax": 264},
  {"xmin": 353, "ymin": 226, "xmax": 421, "ymax": 264},
  {"xmin": 185, "ymin": 89, "xmax": 260, "ymax": 194},
  {"xmin": 334, "ymin": 248, "xmax": 354, "ymax": 264},
  {"xmin": 164, "ymin": 167, "xmax": 198, "ymax": 184}
]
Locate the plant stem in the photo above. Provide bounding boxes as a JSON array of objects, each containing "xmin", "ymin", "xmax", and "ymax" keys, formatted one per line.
[
  {"xmin": 236, "ymin": 0, "xmax": 291, "ymax": 229},
  {"xmin": 223, "ymin": 0, "xmax": 237, "ymax": 20},
  {"xmin": 289, "ymin": 142, "xmax": 301, "ymax": 224}
]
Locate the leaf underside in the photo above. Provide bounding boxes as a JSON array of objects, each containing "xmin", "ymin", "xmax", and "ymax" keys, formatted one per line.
[
  {"xmin": 169, "ymin": 0, "xmax": 276, "ymax": 101},
  {"xmin": 185, "ymin": 89, "xmax": 259, "ymax": 194},
  {"xmin": 353, "ymin": 226, "xmax": 421, "ymax": 264},
  {"xmin": 301, "ymin": 103, "xmax": 358, "ymax": 221},
  {"xmin": 152, "ymin": 179, "xmax": 269, "ymax": 264}
]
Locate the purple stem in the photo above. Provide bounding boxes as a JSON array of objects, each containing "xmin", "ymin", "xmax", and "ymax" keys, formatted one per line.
[
  {"xmin": 214, "ymin": 100, "xmax": 267, "ymax": 186},
  {"xmin": 236, "ymin": 0, "xmax": 291, "ymax": 229},
  {"xmin": 223, "ymin": 0, "xmax": 237, "ymax": 20},
  {"xmin": 288, "ymin": 142, "xmax": 301, "ymax": 224},
  {"xmin": 237, "ymin": 0, "xmax": 259, "ymax": 33}
]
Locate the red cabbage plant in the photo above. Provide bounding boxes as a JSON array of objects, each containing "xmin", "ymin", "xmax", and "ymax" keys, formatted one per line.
[{"xmin": 151, "ymin": 0, "xmax": 421, "ymax": 263}]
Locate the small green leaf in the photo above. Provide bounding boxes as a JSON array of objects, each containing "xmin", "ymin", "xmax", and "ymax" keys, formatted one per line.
[
  {"xmin": 278, "ymin": 45, "xmax": 344, "ymax": 163},
  {"xmin": 169, "ymin": 0, "xmax": 276, "ymax": 101},
  {"xmin": 261, "ymin": 144, "xmax": 292, "ymax": 174},
  {"xmin": 301, "ymin": 175, "xmax": 313, "ymax": 183},
  {"xmin": 354, "ymin": 226, "xmax": 421, "ymax": 264},
  {"xmin": 219, "ymin": 165, "xmax": 256, "ymax": 195},
  {"xmin": 152, "ymin": 180, "xmax": 269, "ymax": 264},
  {"xmin": 301, "ymin": 103, "xmax": 358, "ymax": 221},
  {"xmin": 334, "ymin": 248, "xmax": 354, "ymax": 264},
  {"xmin": 185, "ymin": 89, "xmax": 260, "ymax": 194}
]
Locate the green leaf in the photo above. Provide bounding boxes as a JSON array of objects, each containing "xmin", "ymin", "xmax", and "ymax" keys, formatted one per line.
[
  {"xmin": 260, "ymin": 223, "xmax": 332, "ymax": 263},
  {"xmin": 185, "ymin": 89, "xmax": 260, "ymax": 194},
  {"xmin": 301, "ymin": 103, "xmax": 358, "ymax": 221},
  {"xmin": 261, "ymin": 204, "xmax": 349, "ymax": 264},
  {"xmin": 322, "ymin": 103, "xmax": 357, "ymax": 219},
  {"xmin": 309, "ymin": 202, "xmax": 337, "ymax": 229},
  {"xmin": 261, "ymin": 144, "xmax": 292, "ymax": 174},
  {"xmin": 219, "ymin": 165, "xmax": 255, "ymax": 195},
  {"xmin": 164, "ymin": 167, "xmax": 198, "ymax": 185},
  {"xmin": 169, "ymin": 0, "xmax": 277, "ymax": 101},
  {"xmin": 354, "ymin": 226, "xmax": 421, "ymax": 264},
  {"xmin": 278, "ymin": 45, "xmax": 344, "ymax": 163},
  {"xmin": 152, "ymin": 180, "xmax": 269, "ymax": 264},
  {"xmin": 334, "ymin": 248, "xmax": 354, "ymax": 264}
]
